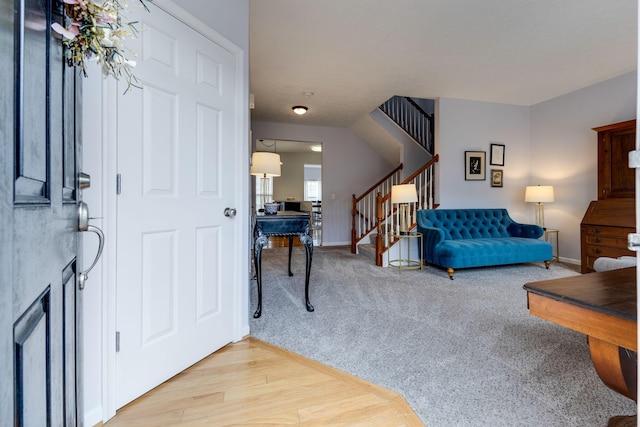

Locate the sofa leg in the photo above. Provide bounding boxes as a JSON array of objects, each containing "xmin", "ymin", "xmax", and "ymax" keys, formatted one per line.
[
  {"xmin": 447, "ymin": 268, "xmax": 454, "ymax": 280},
  {"xmin": 544, "ymin": 261, "xmax": 550, "ymax": 269}
]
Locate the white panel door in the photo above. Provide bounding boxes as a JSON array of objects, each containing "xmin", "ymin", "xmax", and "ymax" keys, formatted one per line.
[{"xmin": 115, "ymin": 3, "xmax": 237, "ymax": 408}]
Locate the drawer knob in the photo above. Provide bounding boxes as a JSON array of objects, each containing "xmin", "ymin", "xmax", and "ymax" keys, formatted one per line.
[
  {"xmin": 594, "ymin": 238, "xmax": 602, "ymax": 243},
  {"xmin": 594, "ymin": 248, "xmax": 602, "ymax": 254},
  {"xmin": 593, "ymin": 228, "xmax": 601, "ymax": 234}
]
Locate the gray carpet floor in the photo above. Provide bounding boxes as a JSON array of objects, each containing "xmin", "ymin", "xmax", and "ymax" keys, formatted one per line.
[{"xmin": 249, "ymin": 245, "xmax": 637, "ymax": 426}]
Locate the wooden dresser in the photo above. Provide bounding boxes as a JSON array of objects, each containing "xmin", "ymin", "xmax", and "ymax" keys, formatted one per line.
[
  {"xmin": 580, "ymin": 199, "xmax": 635, "ymax": 273},
  {"xmin": 580, "ymin": 120, "xmax": 636, "ymax": 273}
]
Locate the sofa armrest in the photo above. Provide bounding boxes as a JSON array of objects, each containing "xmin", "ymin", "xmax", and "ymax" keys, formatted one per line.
[
  {"xmin": 417, "ymin": 226, "xmax": 445, "ymax": 260},
  {"xmin": 507, "ymin": 222, "xmax": 544, "ymax": 239}
]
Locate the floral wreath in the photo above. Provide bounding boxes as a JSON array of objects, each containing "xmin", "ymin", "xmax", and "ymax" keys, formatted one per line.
[{"xmin": 52, "ymin": 0, "xmax": 151, "ymax": 92}]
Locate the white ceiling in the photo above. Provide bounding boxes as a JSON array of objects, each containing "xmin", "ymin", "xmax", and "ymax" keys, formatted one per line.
[{"xmin": 249, "ymin": 0, "xmax": 637, "ymax": 128}]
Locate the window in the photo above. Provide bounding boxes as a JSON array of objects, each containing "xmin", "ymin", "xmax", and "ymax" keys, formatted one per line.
[
  {"xmin": 304, "ymin": 180, "xmax": 321, "ymax": 201},
  {"xmin": 304, "ymin": 164, "xmax": 322, "ymax": 201}
]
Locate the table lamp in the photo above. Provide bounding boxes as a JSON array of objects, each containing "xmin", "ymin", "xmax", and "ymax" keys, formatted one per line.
[
  {"xmin": 250, "ymin": 152, "xmax": 281, "ymax": 209},
  {"xmin": 524, "ymin": 185, "xmax": 554, "ymax": 229},
  {"xmin": 391, "ymin": 184, "xmax": 418, "ymax": 235}
]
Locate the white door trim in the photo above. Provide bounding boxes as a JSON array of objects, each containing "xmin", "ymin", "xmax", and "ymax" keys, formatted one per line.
[{"xmin": 99, "ymin": 0, "xmax": 249, "ymax": 420}]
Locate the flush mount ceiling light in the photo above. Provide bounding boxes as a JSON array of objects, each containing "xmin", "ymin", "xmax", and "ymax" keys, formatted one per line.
[{"xmin": 292, "ymin": 106, "xmax": 308, "ymax": 115}]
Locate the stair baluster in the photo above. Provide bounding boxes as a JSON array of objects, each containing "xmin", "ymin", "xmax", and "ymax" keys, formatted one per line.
[{"xmin": 351, "ymin": 155, "xmax": 439, "ymax": 265}]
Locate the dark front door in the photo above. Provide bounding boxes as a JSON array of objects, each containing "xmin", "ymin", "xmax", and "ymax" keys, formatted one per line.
[{"xmin": 1, "ymin": 0, "xmax": 83, "ymax": 425}]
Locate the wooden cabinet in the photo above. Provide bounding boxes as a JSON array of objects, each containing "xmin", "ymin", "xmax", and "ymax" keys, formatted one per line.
[
  {"xmin": 580, "ymin": 120, "xmax": 636, "ymax": 273},
  {"xmin": 580, "ymin": 199, "xmax": 635, "ymax": 273},
  {"xmin": 593, "ymin": 120, "xmax": 636, "ymax": 200}
]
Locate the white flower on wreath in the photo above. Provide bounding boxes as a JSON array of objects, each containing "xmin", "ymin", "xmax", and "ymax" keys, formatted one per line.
[{"xmin": 51, "ymin": 0, "xmax": 151, "ymax": 93}]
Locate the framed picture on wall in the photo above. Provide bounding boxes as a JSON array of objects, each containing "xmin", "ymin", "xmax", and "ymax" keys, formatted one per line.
[
  {"xmin": 491, "ymin": 169, "xmax": 503, "ymax": 187},
  {"xmin": 490, "ymin": 143, "xmax": 505, "ymax": 166},
  {"xmin": 465, "ymin": 151, "xmax": 486, "ymax": 181}
]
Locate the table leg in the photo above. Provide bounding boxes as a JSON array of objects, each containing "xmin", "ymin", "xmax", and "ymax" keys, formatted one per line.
[
  {"xmin": 288, "ymin": 236, "xmax": 294, "ymax": 276},
  {"xmin": 607, "ymin": 415, "xmax": 637, "ymax": 427},
  {"xmin": 253, "ymin": 235, "xmax": 268, "ymax": 318},
  {"xmin": 300, "ymin": 234, "xmax": 314, "ymax": 312},
  {"xmin": 588, "ymin": 336, "xmax": 637, "ymax": 401}
]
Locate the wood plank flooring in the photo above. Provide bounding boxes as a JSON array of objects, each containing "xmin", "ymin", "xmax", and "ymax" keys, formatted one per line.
[
  {"xmin": 267, "ymin": 235, "xmax": 320, "ymax": 248},
  {"xmin": 102, "ymin": 338, "xmax": 424, "ymax": 426}
]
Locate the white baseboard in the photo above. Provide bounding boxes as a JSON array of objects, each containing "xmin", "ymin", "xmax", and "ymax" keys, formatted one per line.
[
  {"xmin": 320, "ymin": 241, "xmax": 350, "ymax": 247},
  {"xmin": 238, "ymin": 325, "xmax": 250, "ymax": 340},
  {"xmin": 558, "ymin": 256, "xmax": 580, "ymax": 265},
  {"xmin": 84, "ymin": 405, "xmax": 103, "ymax": 427}
]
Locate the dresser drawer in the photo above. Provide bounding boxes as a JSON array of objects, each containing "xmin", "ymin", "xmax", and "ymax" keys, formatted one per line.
[
  {"xmin": 584, "ymin": 246, "xmax": 636, "ymax": 272},
  {"xmin": 584, "ymin": 245, "xmax": 633, "ymax": 259},
  {"xmin": 582, "ymin": 225, "xmax": 632, "ymax": 239},
  {"xmin": 584, "ymin": 234, "xmax": 628, "ymax": 248}
]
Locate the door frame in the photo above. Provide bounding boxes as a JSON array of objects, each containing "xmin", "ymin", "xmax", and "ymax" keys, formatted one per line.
[{"xmin": 85, "ymin": 0, "xmax": 250, "ymax": 420}]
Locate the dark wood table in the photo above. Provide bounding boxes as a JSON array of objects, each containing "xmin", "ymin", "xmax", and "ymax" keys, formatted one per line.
[
  {"xmin": 253, "ymin": 211, "xmax": 314, "ymax": 318},
  {"xmin": 524, "ymin": 267, "xmax": 637, "ymax": 402}
]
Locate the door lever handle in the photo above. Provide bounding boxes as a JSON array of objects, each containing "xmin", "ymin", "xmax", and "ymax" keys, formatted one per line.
[
  {"xmin": 79, "ymin": 225, "xmax": 104, "ymax": 290},
  {"xmin": 78, "ymin": 201, "xmax": 105, "ymax": 290}
]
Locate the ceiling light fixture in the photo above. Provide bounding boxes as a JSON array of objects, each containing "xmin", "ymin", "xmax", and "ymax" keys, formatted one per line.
[
  {"xmin": 292, "ymin": 106, "xmax": 308, "ymax": 115},
  {"xmin": 310, "ymin": 145, "xmax": 322, "ymax": 152}
]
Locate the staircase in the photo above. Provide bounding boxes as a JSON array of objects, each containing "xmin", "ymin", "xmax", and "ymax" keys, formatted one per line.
[
  {"xmin": 351, "ymin": 96, "xmax": 437, "ymax": 266},
  {"xmin": 351, "ymin": 155, "xmax": 439, "ymax": 265},
  {"xmin": 380, "ymin": 96, "xmax": 434, "ymax": 155}
]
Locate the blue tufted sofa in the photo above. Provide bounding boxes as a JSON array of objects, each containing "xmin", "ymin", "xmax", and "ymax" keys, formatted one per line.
[{"xmin": 416, "ymin": 208, "xmax": 552, "ymax": 279}]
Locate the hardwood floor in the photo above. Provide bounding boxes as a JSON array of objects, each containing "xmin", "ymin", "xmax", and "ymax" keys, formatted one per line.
[
  {"xmin": 102, "ymin": 338, "xmax": 424, "ymax": 426},
  {"xmin": 267, "ymin": 234, "xmax": 321, "ymax": 248}
]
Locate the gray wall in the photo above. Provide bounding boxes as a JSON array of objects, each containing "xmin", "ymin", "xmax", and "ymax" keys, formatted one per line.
[
  {"xmin": 273, "ymin": 152, "xmax": 321, "ymax": 202},
  {"xmin": 529, "ymin": 71, "xmax": 636, "ymax": 262},
  {"xmin": 437, "ymin": 71, "xmax": 636, "ymax": 263},
  {"xmin": 179, "ymin": 0, "xmax": 249, "ymax": 49},
  {"xmin": 437, "ymin": 98, "xmax": 531, "ymax": 216},
  {"xmin": 368, "ymin": 108, "xmax": 432, "ymax": 176}
]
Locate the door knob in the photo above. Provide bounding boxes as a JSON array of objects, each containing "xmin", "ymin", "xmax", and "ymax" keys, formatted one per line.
[{"xmin": 224, "ymin": 207, "xmax": 237, "ymax": 217}]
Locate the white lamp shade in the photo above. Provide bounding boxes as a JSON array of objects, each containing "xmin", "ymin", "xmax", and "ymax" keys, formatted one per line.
[
  {"xmin": 250, "ymin": 152, "xmax": 281, "ymax": 177},
  {"xmin": 524, "ymin": 185, "xmax": 554, "ymax": 203},
  {"xmin": 391, "ymin": 184, "xmax": 418, "ymax": 204}
]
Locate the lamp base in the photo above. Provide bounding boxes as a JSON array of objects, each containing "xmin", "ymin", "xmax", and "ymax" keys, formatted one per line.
[
  {"xmin": 398, "ymin": 203, "xmax": 411, "ymax": 235},
  {"xmin": 535, "ymin": 203, "xmax": 545, "ymax": 229}
]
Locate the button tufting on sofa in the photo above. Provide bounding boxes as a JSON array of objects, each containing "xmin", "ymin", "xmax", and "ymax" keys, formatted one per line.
[{"xmin": 417, "ymin": 208, "xmax": 553, "ymax": 279}]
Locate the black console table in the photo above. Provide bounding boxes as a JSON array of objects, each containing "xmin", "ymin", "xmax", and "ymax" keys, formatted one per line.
[{"xmin": 253, "ymin": 211, "xmax": 314, "ymax": 318}]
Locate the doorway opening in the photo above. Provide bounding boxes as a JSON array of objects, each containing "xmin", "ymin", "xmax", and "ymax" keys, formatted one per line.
[{"xmin": 254, "ymin": 139, "xmax": 322, "ymax": 245}]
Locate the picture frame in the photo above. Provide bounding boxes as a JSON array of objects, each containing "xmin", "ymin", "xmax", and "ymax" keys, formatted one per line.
[
  {"xmin": 490, "ymin": 143, "xmax": 505, "ymax": 166},
  {"xmin": 465, "ymin": 151, "xmax": 486, "ymax": 181},
  {"xmin": 491, "ymin": 169, "xmax": 503, "ymax": 187}
]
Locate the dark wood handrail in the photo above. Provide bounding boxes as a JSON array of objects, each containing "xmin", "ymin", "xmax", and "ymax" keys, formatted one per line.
[
  {"xmin": 405, "ymin": 97, "xmax": 435, "ymax": 154},
  {"xmin": 353, "ymin": 163, "xmax": 403, "ymax": 203},
  {"xmin": 351, "ymin": 155, "xmax": 439, "ymax": 259},
  {"xmin": 380, "ymin": 96, "xmax": 434, "ymax": 154},
  {"xmin": 373, "ymin": 156, "xmax": 439, "ymax": 265},
  {"xmin": 404, "ymin": 154, "xmax": 439, "ymax": 182},
  {"xmin": 405, "ymin": 97, "xmax": 433, "ymax": 121},
  {"xmin": 372, "ymin": 156, "xmax": 438, "ymax": 206}
]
